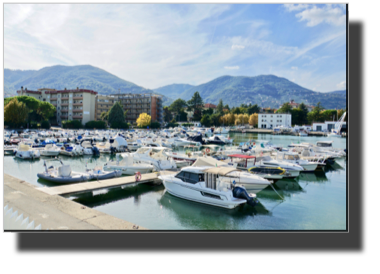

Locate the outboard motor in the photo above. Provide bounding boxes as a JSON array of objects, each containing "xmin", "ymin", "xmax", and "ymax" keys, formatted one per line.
[
  {"xmin": 103, "ymin": 137, "xmax": 107, "ymax": 142},
  {"xmin": 92, "ymin": 146, "xmax": 100, "ymax": 156},
  {"xmin": 110, "ymin": 146, "xmax": 117, "ymax": 154},
  {"xmin": 232, "ymin": 185, "xmax": 257, "ymax": 207}
]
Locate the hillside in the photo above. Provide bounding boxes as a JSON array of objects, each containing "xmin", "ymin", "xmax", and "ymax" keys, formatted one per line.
[
  {"xmin": 328, "ymin": 90, "xmax": 346, "ymax": 96},
  {"xmin": 4, "ymin": 65, "xmax": 173, "ymax": 105},
  {"xmin": 153, "ymin": 83, "xmax": 194, "ymax": 100},
  {"xmin": 178, "ymin": 75, "xmax": 346, "ymax": 109}
]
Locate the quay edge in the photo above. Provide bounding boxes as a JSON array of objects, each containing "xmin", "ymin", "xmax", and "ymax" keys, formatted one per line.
[{"xmin": 3, "ymin": 174, "xmax": 146, "ymax": 230}]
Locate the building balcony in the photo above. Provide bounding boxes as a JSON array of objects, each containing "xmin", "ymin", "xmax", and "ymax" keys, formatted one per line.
[
  {"xmin": 73, "ymin": 115, "xmax": 83, "ymax": 119},
  {"xmin": 73, "ymin": 109, "xmax": 83, "ymax": 112},
  {"xmin": 50, "ymin": 97, "xmax": 57, "ymax": 101},
  {"xmin": 61, "ymin": 103, "xmax": 69, "ymax": 106},
  {"xmin": 73, "ymin": 96, "xmax": 83, "ymax": 100},
  {"xmin": 73, "ymin": 103, "xmax": 83, "ymax": 106},
  {"xmin": 61, "ymin": 115, "xmax": 68, "ymax": 118},
  {"xmin": 61, "ymin": 109, "xmax": 68, "ymax": 112}
]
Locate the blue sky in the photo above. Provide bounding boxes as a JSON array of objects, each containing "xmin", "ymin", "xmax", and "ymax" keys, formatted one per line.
[{"xmin": 4, "ymin": 3, "xmax": 346, "ymax": 92}]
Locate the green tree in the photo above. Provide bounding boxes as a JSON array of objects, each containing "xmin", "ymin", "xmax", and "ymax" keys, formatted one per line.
[
  {"xmin": 169, "ymin": 99, "xmax": 188, "ymax": 113},
  {"xmin": 247, "ymin": 104, "xmax": 261, "ymax": 115},
  {"xmin": 210, "ymin": 113, "xmax": 221, "ymax": 126},
  {"xmin": 4, "ymin": 98, "xmax": 29, "ymax": 126},
  {"xmin": 100, "ymin": 111, "xmax": 109, "ymax": 121},
  {"xmin": 231, "ymin": 107, "xmax": 242, "ymax": 115},
  {"xmin": 277, "ymin": 102, "xmax": 292, "ymax": 113},
  {"xmin": 216, "ymin": 99, "xmax": 224, "ymax": 114},
  {"xmin": 307, "ymin": 102, "xmax": 324, "ymax": 123},
  {"xmin": 202, "ymin": 108, "xmax": 214, "ymax": 116},
  {"xmin": 108, "ymin": 101, "xmax": 125, "ymax": 124},
  {"xmin": 200, "ymin": 114, "xmax": 211, "ymax": 127},
  {"xmin": 322, "ymin": 109, "xmax": 338, "ymax": 121},
  {"xmin": 291, "ymin": 108, "xmax": 303, "ymax": 125},
  {"xmin": 298, "ymin": 103, "xmax": 309, "ymax": 125},
  {"xmin": 187, "ymin": 92, "xmax": 204, "ymax": 121},
  {"xmin": 177, "ymin": 109, "xmax": 188, "ymax": 122},
  {"xmin": 124, "ymin": 109, "xmax": 128, "ymax": 120},
  {"xmin": 37, "ymin": 101, "xmax": 56, "ymax": 121},
  {"xmin": 163, "ymin": 106, "xmax": 173, "ymax": 122},
  {"xmin": 224, "ymin": 104, "xmax": 230, "ymax": 111}
]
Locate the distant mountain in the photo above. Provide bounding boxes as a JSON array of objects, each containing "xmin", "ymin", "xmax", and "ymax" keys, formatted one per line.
[
  {"xmin": 4, "ymin": 65, "xmax": 173, "ymax": 105},
  {"xmin": 176, "ymin": 75, "xmax": 346, "ymax": 109},
  {"xmin": 328, "ymin": 90, "xmax": 346, "ymax": 96},
  {"xmin": 153, "ymin": 83, "xmax": 194, "ymax": 100}
]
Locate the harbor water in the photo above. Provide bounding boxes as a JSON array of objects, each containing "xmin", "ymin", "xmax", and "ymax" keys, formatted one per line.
[{"xmin": 3, "ymin": 133, "xmax": 347, "ymax": 230}]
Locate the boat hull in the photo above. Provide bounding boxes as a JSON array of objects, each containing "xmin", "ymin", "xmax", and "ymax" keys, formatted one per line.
[{"xmin": 162, "ymin": 179, "xmax": 246, "ymax": 209}]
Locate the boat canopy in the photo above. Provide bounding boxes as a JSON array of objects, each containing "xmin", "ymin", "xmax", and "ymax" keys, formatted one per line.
[
  {"xmin": 227, "ymin": 154, "xmax": 256, "ymax": 159},
  {"xmin": 192, "ymin": 156, "xmax": 228, "ymax": 168},
  {"xmin": 204, "ymin": 167, "xmax": 239, "ymax": 176}
]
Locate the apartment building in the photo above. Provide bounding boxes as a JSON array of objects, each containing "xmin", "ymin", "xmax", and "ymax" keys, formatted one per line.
[
  {"xmin": 17, "ymin": 87, "xmax": 97, "ymax": 125},
  {"xmin": 258, "ymin": 113, "xmax": 292, "ymax": 129},
  {"xmin": 95, "ymin": 93, "xmax": 163, "ymax": 124}
]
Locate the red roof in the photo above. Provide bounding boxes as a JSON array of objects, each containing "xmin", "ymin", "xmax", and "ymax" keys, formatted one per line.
[
  {"xmin": 204, "ymin": 103, "xmax": 217, "ymax": 108},
  {"xmin": 227, "ymin": 154, "xmax": 256, "ymax": 159}
]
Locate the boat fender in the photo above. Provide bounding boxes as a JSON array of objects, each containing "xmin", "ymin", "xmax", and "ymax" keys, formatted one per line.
[
  {"xmin": 206, "ymin": 148, "xmax": 211, "ymax": 153},
  {"xmin": 232, "ymin": 186, "xmax": 257, "ymax": 207},
  {"xmin": 135, "ymin": 172, "xmax": 142, "ymax": 182}
]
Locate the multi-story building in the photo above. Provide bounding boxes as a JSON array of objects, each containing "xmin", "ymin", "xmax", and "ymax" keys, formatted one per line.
[
  {"xmin": 258, "ymin": 113, "xmax": 292, "ymax": 129},
  {"xmin": 17, "ymin": 87, "xmax": 97, "ymax": 125},
  {"xmin": 95, "ymin": 93, "xmax": 163, "ymax": 124}
]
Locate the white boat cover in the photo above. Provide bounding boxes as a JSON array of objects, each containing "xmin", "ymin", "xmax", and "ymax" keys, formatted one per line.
[
  {"xmin": 204, "ymin": 167, "xmax": 239, "ymax": 176},
  {"xmin": 112, "ymin": 136, "xmax": 128, "ymax": 147},
  {"xmin": 191, "ymin": 156, "xmax": 229, "ymax": 168}
]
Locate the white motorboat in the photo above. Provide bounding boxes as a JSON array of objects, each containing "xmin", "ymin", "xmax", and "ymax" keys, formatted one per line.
[
  {"xmin": 104, "ymin": 153, "xmax": 154, "ymax": 175},
  {"xmin": 132, "ymin": 147, "xmax": 176, "ymax": 171},
  {"xmin": 275, "ymin": 152, "xmax": 318, "ymax": 172},
  {"xmin": 85, "ymin": 164, "xmax": 122, "ymax": 180},
  {"xmin": 37, "ymin": 160, "xmax": 91, "ymax": 183},
  {"xmin": 14, "ymin": 143, "xmax": 40, "ymax": 159},
  {"xmin": 159, "ymin": 166, "xmax": 258, "ymax": 209},
  {"xmin": 190, "ymin": 156, "xmax": 272, "ymax": 193},
  {"xmin": 40, "ymin": 144, "xmax": 61, "ymax": 156},
  {"xmin": 224, "ymin": 154, "xmax": 303, "ymax": 178},
  {"xmin": 59, "ymin": 144, "xmax": 83, "ymax": 156}
]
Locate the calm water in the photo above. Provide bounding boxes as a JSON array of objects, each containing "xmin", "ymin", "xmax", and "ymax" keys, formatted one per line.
[{"xmin": 3, "ymin": 133, "xmax": 347, "ymax": 230}]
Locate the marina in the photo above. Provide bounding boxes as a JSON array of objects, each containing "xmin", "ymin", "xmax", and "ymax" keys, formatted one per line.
[{"xmin": 3, "ymin": 129, "xmax": 347, "ymax": 230}]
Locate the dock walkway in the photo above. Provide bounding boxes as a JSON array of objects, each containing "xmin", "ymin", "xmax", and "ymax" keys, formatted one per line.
[{"xmin": 37, "ymin": 172, "xmax": 163, "ymax": 196}]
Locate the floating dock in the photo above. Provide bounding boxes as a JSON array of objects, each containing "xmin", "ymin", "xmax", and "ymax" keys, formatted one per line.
[{"xmin": 37, "ymin": 172, "xmax": 165, "ymax": 196}]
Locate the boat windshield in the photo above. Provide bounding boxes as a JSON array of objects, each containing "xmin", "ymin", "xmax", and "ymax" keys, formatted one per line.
[{"xmin": 284, "ymin": 154, "xmax": 295, "ymax": 160}]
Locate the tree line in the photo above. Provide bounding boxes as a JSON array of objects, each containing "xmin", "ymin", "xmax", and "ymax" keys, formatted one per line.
[
  {"xmin": 164, "ymin": 91, "xmax": 346, "ymax": 127},
  {"xmin": 4, "ymin": 96, "xmax": 56, "ymax": 129}
]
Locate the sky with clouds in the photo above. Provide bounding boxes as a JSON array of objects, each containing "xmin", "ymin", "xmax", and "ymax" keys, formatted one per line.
[{"xmin": 4, "ymin": 3, "xmax": 346, "ymax": 92}]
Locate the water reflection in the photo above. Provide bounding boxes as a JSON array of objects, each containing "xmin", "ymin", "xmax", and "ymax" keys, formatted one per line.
[
  {"xmin": 258, "ymin": 179, "xmax": 305, "ymax": 200},
  {"xmin": 69, "ymin": 183, "xmax": 163, "ymax": 208},
  {"xmin": 158, "ymin": 191, "xmax": 271, "ymax": 230},
  {"xmin": 298, "ymin": 171, "xmax": 328, "ymax": 183}
]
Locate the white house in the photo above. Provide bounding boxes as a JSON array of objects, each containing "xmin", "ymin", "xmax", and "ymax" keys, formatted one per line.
[
  {"xmin": 312, "ymin": 121, "xmax": 347, "ymax": 132},
  {"xmin": 258, "ymin": 113, "xmax": 291, "ymax": 129}
]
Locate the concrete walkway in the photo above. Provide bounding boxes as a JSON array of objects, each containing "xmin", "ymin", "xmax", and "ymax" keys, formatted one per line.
[{"xmin": 4, "ymin": 174, "xmax": 145, "ymax": 230}]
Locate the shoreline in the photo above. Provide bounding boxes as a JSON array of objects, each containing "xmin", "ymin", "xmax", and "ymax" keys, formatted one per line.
[{"xmin": 3, "ymin": 173, "xmax": 145, "ymax": 230}]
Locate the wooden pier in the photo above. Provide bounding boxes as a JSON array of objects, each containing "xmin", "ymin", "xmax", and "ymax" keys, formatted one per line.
[{"xmin": 37, "ymin": 172, "xmax": 167, "ymax": 196}]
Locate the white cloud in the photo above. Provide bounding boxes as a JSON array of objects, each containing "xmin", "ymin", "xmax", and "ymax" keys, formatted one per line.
[
  {"xmin": 224, "ymin": 66, "xmax": 239, "ymax": 70},
  {"xmin": 283, "ymin": 4, "xmax": 310, "ymax": 12},
  {"xmin": 231, "ymin": 44, "xmax": 245, "ymax": 50},
  {"xmin": 295, "ymin": 5, "xmax": 346, "ymax": 27},
  {"xmin": 291, "ymin": 66, "xmax": 298, "ymax": 70},
  {"xmin": 336, "ymin": 81, "xmax": 346, "ymax": 89}
]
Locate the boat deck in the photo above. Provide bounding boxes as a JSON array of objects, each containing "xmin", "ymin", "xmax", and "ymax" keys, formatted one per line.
[{"xmin": 37, "ymin": 171, "xmax": 176, "ymax": 196}]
